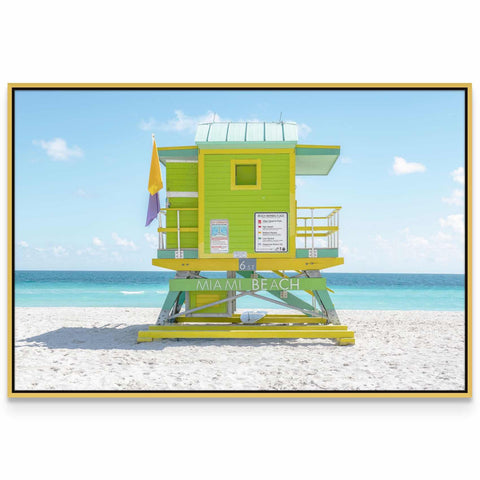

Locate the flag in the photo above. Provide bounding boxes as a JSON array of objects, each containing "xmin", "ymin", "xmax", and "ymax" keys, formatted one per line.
[
  {"xmin": 148, "ymin": 138, "xmax": 163, "ymax": 195},
  {"xmin": 145, "ymin": 192, "xmax": 160, "ymax": 227},
  {"xmin": 145, "ymin": 137, "xmax": 162, "ymax": 226}
]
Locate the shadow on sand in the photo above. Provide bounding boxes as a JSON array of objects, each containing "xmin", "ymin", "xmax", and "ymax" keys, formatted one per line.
[{"xmin": 16, "ymin": 325, "xmax": 336, "ymax": 351}]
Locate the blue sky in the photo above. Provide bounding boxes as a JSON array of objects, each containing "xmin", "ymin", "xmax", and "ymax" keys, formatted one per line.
[{"xmin": 14, "ymin": 89, "xmax": 465, "ymax": 273}]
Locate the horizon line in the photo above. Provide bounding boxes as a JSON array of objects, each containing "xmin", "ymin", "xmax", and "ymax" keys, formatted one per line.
[{"xmin": 14, "ymin": 269, "xmax": 465, "ymax": 275}]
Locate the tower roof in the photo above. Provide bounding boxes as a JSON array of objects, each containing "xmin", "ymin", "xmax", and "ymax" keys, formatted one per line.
[{"xmin": 195, "ymin": 121, "xmax": 298, "ymax": 146}]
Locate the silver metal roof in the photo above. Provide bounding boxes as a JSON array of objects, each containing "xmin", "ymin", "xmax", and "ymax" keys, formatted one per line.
[{"xmin": 195, "ymin": 122, "xmax": 298, "ymax": 144}]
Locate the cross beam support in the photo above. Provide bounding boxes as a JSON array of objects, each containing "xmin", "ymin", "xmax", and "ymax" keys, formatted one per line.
[{"xmin": 147, "ymin": 269, "xmax": 352, "ymax": 344}]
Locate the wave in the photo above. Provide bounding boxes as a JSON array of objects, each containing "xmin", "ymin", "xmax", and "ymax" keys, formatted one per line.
[
  {"xmin": 156, "ymin": 290, "xmax": 168, "ymax": 294},
  {"xmin": 120, "ymin": 291, "xmax": 145, "ymax": 295}
]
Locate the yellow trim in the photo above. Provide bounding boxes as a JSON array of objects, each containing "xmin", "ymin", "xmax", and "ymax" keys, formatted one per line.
[
  {"xmin": 198, "ymin": 147, "xmax": 294, "ymax": 259},
  {"xmin": 198, "ymin": 150, "xmax": 205, "ymax": 256},
  {"xmin": 298, "ymin": 206, "xmax": 342, "ymax": 210},
  {"xmin": 157, "ymin": 145, "xmax": 198, "ymax": 151},
  {"xmin": 158, "ymin": 227, "xmax": 198, "ymax": 233},
  {"xmin": 467, "ymin": 84, "xmax": 473, "ymax": 395},
  {"xmin": 160, "ymin": 207, "xmax": 198, "ymax": 211},
  {"xmin": 289, "ymin": 149, "xmax": 296, "ymax": 257},
  {"xmin": 9, "ymin": 392, "xmax": 470, "ymax": 398},
  {"xmin": 152, "ymin": 257, "xmax": 344, "ymax": 271},
  {"xmin": 296, "ymin": 233, "xmax": 333, "ymax": 238},
  {"xmin": 199, "ymin": 252, "xmax": 294, "ymax": 259},
  {"xmin": 8, "ymin": 83, "xmax": 473, "ymax": 89},
  {"xmin": 201, "ymin": 148, "xmax": 294, "ymax": 155},
  {"xmin": 296, "ymin": 226, "xmax": 339, "ymax": 232},
  {"xmin": 138, "ymin": 329, "xmax": 354, "ymax": 340},
  {"xmin": 230, "ymin": 158, "xmax": 262, "ymax": 190},
  {"xmin": 7, "ymin": 85, "xmax": 13, "ymax": 397}
]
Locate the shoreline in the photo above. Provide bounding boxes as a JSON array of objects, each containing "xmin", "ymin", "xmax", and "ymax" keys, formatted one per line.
[
  {"xmin": 12, "ymin": 306, "xmax": 466, "ymax": 312},
  {"xmin": 13, "ymin": 307, "xmax": 466, "ymax": 391}
]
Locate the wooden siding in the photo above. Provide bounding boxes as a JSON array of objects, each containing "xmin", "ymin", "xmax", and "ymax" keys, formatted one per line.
[
  {"xmin": 202, "ymin": 152, "xmax": 292, "ymax": 256},
  {"xmin": 166, "ymin": 162, "xmax": 198, "ymax": 192},
  {"xmin": 165, "ymin": 163, "xmax": 198, "ymax": 249}
]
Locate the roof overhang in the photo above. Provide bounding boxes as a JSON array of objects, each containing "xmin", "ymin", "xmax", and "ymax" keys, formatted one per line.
[
  {"xmin": 295, "ymin": 145, "xmax": 341, "ymax": 175},
  {"xmin": 157, "ymin": 146, "xmax": 198, "ymax": 166}
]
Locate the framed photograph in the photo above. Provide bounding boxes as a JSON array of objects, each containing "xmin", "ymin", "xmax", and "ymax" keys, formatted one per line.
[{"xmin": 7, "ymin": 84, "xmax": 472, "ymax": 398}]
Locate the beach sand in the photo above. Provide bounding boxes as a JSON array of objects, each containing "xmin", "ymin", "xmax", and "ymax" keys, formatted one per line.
[{"xmin": 13, "ymin": 307, "xmax": 465, "ymax": 391}]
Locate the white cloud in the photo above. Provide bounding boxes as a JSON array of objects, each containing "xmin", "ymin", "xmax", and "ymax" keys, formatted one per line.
[
  {"xmin": 53, "ymin": 246, "xmax": 68, "ymax": 257},
  {"xmin": 451, "ymin": 166, "xmax": 465, "ymax": 185},
  {"xmin": 112, "ymin": 232, "xmax": 137, "ymax": 250},
  {"xmin": 338, "ymin": 239, "xmax": 365, "ymax": 261},
  {"xmin": 76, "ymin": 247, "xmax": 101, "ymax": 256},
  {"xmin": 284, "ymin": 119, "xmax": 311, "ymax": 139},
  {"xmin": 18, "ymin": 240, "xmax": 29, "ymax": 248},
  {"xmin": 76, "ymin": 248, "xmax": 88, "ymax": 256},
  {"xmin": 34, "ymin": 138, "xmax": 83, "ymax": 161},
  {"xmin": 442, "ymin": 189, "xmax": 464, "ymax": 206},
  {"xmin": 372, "ymin": 226, "xmax": 463, "ymax": 268},
  {"xmin": 75, "ymin": 238, "xmax": 105, "ymax": 256},
  {"xmin": 141, "ymin": 112, "xmax": 312, "ymax": 140},
  {"xmin": 140, "ymin": 110, "xmax": 223, "ymax": 133},
  {"xmin": 144, "ymin": 233, "xmax": 157, "ymax": 248},
  {"xmin": 439, "ymin": 214, "xmax": 464, "ymax": 234},
  {"xmin": 340, "ymin": 156, "xmax": 352, "ymax": 164},
  {"xmin": 33, "ymin": 245, "xmax": 68, "ymax": 256},
  {"xmin": 373, "ymin": 234, "xmax": 395, "ymax": 257},
  {"xmin": 393, "ymin": 156, "xmax": 426, "ymax": 175},
  {"xmin": 296, "ymin": 122, "xmax": 312, "ymax": 139},
  {"xmin": 402, "ymin": 227, "xmax": 429, "ymax": 251},
  {"xmin": 76, "ymin": 188, "xmax": 87, "ymax": 197},
  {"xmin": 92, "ymin": 237, "xmax": 104, "ymax": 247}
]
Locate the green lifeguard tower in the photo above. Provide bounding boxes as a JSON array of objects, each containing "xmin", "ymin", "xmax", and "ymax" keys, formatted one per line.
[{"xmin": 138, "ymin": 121, "xmax": 354, "ymax": 345}]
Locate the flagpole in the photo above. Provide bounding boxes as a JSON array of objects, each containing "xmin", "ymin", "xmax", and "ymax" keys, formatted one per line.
[{"xmin": 153, "ymin": 134, "xmax": 164, "ymax": 250}]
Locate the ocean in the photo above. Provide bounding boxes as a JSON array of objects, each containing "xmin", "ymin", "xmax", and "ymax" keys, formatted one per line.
[{"xmin": 14, "ymin": 271, "xmax": 465, "ymax": 311}]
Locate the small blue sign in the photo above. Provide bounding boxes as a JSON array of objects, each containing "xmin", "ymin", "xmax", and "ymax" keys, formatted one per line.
[{"xmin": 239, "ymin": 258, "xmax": 257, "ymax": 271}]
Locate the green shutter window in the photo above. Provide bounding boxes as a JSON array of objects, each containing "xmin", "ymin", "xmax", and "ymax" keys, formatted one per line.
[
  {"xmin": 231, "ymin": 158, "xmax": 262, "ymax": 190},
  {"xmin": 236, "ymin": 164, "xmax": 257, "ymax": 185}
]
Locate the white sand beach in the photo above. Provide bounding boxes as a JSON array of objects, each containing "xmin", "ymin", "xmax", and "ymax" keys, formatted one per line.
[{"xmin": 13, "ymin": 307, "xmax": 465, "ymax": 391}]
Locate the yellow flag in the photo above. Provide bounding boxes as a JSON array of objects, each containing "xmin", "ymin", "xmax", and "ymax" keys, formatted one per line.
[{"xmin": 148, "ymin": 138, "xmax": 163, "ymax": 195}]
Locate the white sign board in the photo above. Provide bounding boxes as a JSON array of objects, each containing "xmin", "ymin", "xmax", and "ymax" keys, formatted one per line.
[
  {"xmin": 210, "ymin": 219, "xmax": 229, "ymax": 253},
  {"xmin": 254, "ymin": 212, "xmax": 288, "ymax": 253}
]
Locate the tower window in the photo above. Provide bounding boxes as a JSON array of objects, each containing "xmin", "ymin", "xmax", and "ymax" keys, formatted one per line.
[{"xmin": 231, "ymin": 159, "xmax": 261, "ymax": 190}]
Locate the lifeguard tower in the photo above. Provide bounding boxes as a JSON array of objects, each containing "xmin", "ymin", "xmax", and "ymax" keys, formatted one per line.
[{"xmin": 138, "ymin": 121, "xmax": 354, "ymax": 345}]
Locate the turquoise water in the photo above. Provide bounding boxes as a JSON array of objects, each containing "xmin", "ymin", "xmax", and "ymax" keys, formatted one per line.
[{"xmin": 14, "ymin": 271, "xmax": 465, "ymax": 311}]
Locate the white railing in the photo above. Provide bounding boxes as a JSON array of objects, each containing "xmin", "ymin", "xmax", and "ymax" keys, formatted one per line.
[
  {"xmin": 157, "ymin": 208, "xmax": 199, "ymax": 258},
  {"xmin": 296, "ymin": 206, "xmax": 341, "ymax": 252}
]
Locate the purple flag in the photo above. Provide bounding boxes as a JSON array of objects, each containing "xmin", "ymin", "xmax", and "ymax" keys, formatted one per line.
[{"xmin": 145, "ymin": 192, "xmax": 160, "ymax": 226}]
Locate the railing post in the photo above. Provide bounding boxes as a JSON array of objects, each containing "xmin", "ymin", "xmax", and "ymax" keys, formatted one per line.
[
  {"xmin": 327, "ymin": 215, "xmax": 329, "ymax": 248},
  {"xmin": 177, "ymin": 209, "xmax": 181, "ymax": 255},
  {"xmin": 311, "ymin": 208, "xmax": 314, "ymax": 250},
  {"xmin": 158, "ymin": 206, "xmax": 164, "ymax": 251},
  {"xmin": 304, "ymin": 218, "xmax": 307, "ymax": 248},
  {"xmin": 336, "ymin": 210, "xmax": 339, "ymax": 249}
]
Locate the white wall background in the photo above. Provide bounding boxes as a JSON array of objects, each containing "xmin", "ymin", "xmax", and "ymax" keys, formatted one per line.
[{"xmin": 1, "ymin": 1, "xmax": 477, "ymax": 479}]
